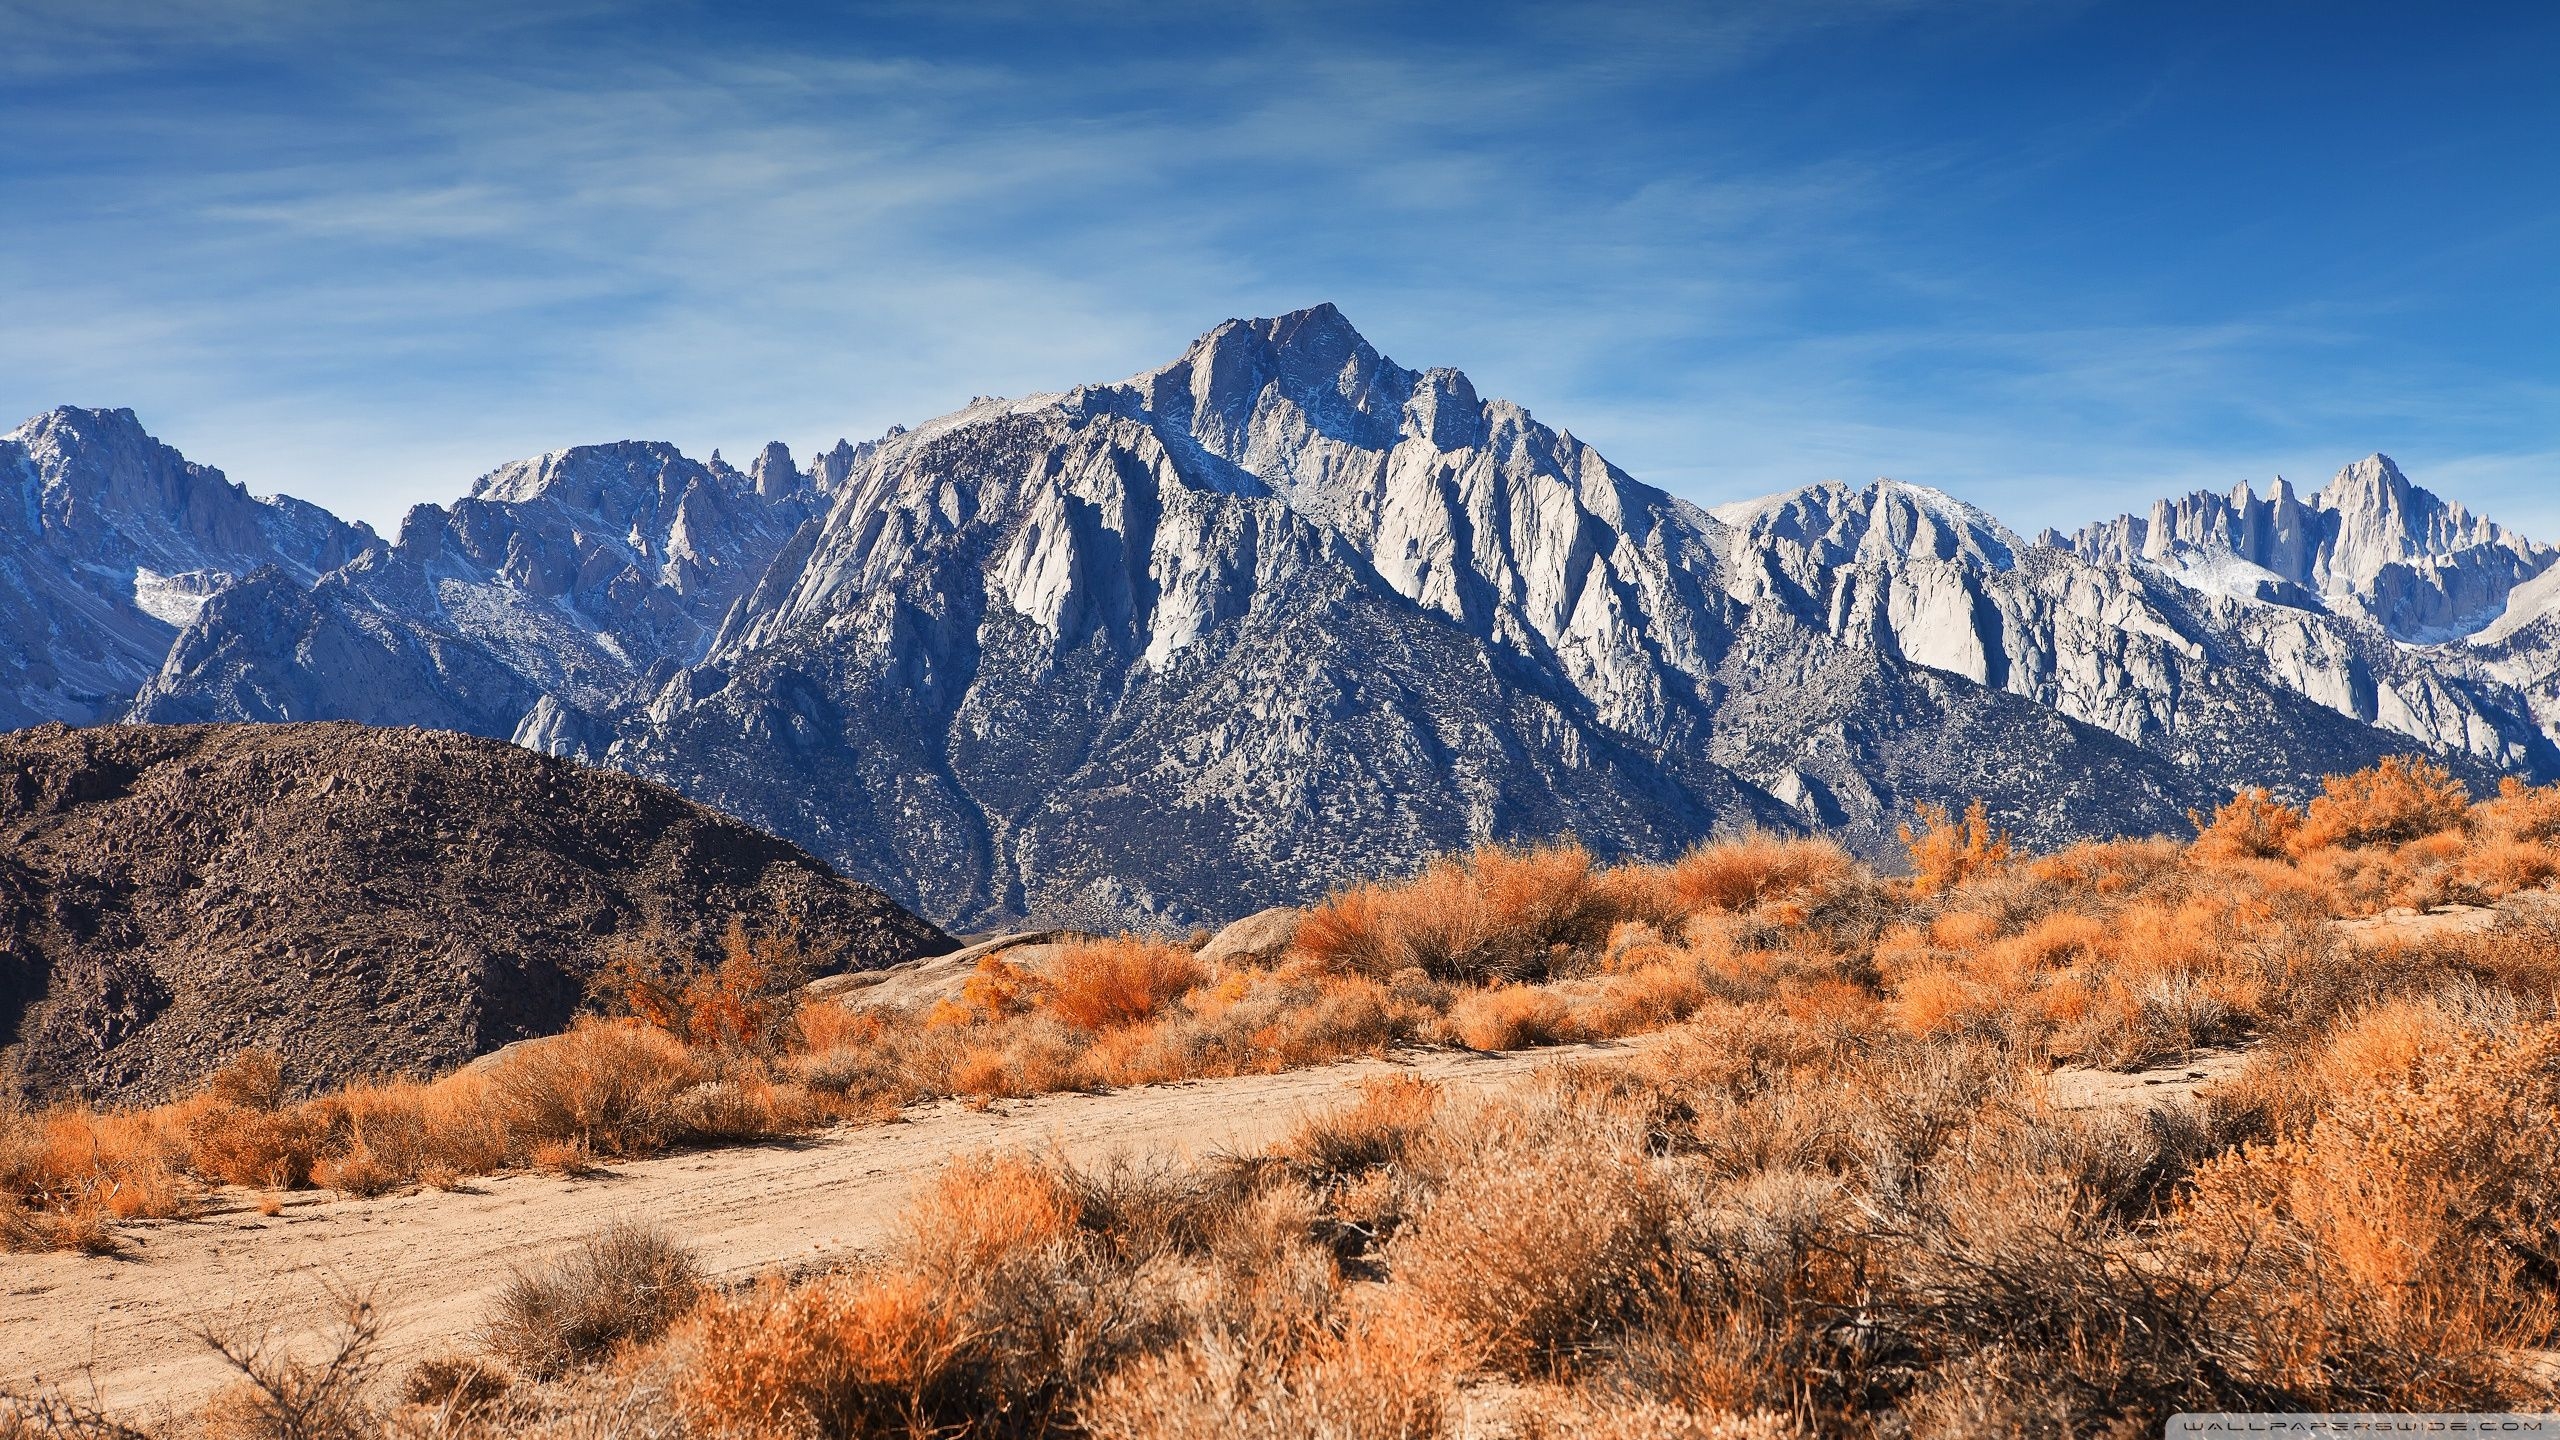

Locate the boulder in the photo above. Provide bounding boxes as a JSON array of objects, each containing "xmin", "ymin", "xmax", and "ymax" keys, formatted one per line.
[{"xmin": 1197, "ymin": 907, "xmax": 1304, "ymax": 967}]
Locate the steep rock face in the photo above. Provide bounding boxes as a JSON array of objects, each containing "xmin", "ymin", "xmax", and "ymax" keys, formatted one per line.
[
  {"xmin": 2064, "ymin": 458, "xmax": 2558, "ymax": 642},
  {"xmin": 0, "ymin": 409, "xmax": 375, "ymax": 728},
  {"xmin": 130, "ymin": 441, "xmax": 825, "ymax": 748},
  {"xmin": 1715, "ymin": 478, "xmax": 2552, "ymax": 781},
  {"xmin": 625, "ymin": 375, "xmax": 1802, "ymax": 929},
  {"xmin": 1121, "ymin": 306, "xmax": 1735, "ymax": 746},
  {"xmin": 0, "ymin": 722, "xmax": 949, "ymax": 1104}
]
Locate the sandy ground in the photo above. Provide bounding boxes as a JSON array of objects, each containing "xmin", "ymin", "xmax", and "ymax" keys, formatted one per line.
[
  {"xmin": 2333, "ymin": 902, "xmax": 2501, "ymax": 942},
  {"xmin": 2045, "ymin": 1044, "xmax": 2253, "ymax": 1112},
  {"xmin": 25, "ymin": 899, "xmax": 2490, "ymax": 1418},
  {"xmin": 2, "ymin": 1040, "xmax": 1652, "ymax": 1418}
]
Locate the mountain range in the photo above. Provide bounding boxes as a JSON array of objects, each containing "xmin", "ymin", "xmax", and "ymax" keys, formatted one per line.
[{"xmin": 9, "ymin": 304, "xmax": 2558, "ymax": 929}]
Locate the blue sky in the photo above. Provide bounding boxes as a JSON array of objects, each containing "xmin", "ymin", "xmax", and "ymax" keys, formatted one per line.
[{"xmin": 3, "ymin": 1, "xmax": 2554, "ymax": 537}]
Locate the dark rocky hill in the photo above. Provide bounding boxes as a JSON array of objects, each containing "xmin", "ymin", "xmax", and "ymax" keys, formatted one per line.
[{"xmin": 0, "ymin": 722, "xmax": 950, "ymax": 1103}]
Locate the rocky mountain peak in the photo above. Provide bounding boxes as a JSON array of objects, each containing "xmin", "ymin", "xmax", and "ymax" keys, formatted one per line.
[
  {"xmin": 1140, "ymin": 303, "xmax": 1420, "ymax": 468},
  {"xmin": 0, "ymin": 406, "xmax": 378, "ymax": 726},
  {"xmin": 2315, "ymin": 452, "xmax": 2415, "ymax": 514},
  {"xmin": 2, "ymin": 406, "xmax": 362, "ymax": 569},
  {"xmin": 1712, "ymin": 478, "xmax": 2020, "ymax": 573},
  {"xmin": 469, "ymin": 440, "xmax": 698, "ymax": 513},
  {"xmin": 2311, "ymin": 452, "xmax": 2515, "ymax": 567},
  {"xmin": 749, "ymin": 441, "xmax": 799, "ymax": 497},
  {"xmin": 2062, "ymin": 453, "xmax": 2555, "ymax": 641}
]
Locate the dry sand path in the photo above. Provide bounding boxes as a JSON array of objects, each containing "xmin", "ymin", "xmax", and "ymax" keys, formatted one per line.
[{"xmin": 3, "ymin": 1040, "xmax": 1653, "ymax": 1418}]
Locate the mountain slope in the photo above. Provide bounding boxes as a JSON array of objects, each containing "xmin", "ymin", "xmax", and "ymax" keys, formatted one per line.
[
  {"xmin": 0, "ymin": 722, "xmax": 949, "ymax": 1104},
  {"xmin": 13, "ymin": 305, "xmax": 2555, "ymax": 929},
  {"xmin": 2063, "ymin": 459, "xmax": 2559, "ymax": 642},
  {"xmin": 0, "ymin": 408, "xmax": 375, "ymax": 729},
  {"xmin": 128, "ymin": 440, "xmax": 826, "ymax": 747},
  {"xmin": 1716, "ymin": 478, "xmax": 2552, "ymax": 782}
]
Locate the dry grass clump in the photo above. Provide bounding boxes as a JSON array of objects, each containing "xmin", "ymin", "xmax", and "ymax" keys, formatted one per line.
[
  {"xmin": 1389, "ymin": 1111, "xmax": 1675, "ymax": 1374},
  {"xmin": 1447, "ymin": 985, "xmax": 1577, "ymax": 1051},
  {"xmin": 1075, "ymin": 1293, "xmax": 1462, "ymax": 1440},
  {"xmin": 0, "ymin": 1093, "xmax": 196, "ymax": 1252},
  {"xmin": 1899, "ymin": 800, "xmax": 2011, "ymax": 897},
  {"xmin": 588, "ymin": 918, "xmax": 815, "ymax": 1053},
  {"xmin": 1042, "ymin": 937, "xmax": 1206, "ymax": 1031},
  {"xmin": 1602, "ymin": 833, "xmax": 1858, "ymax": 924},
  {"xmin": 670, "ymin": 1153, "xmax": 1233, "ymax": 1439},
  {"xmin": 2190, "ymin": 787, "xmax": 2301, "ymax": 861},
  {"xmin": 2174, "ymin": 1002, "xmax": 2560, "ymax": 1403},
  {"xmin": 1278, "ymin": 1074, "xmax": 1444, "ymax": 1183},
  {"xmin": 481, "ymin": 1020, "xmax": 706, "ymax": 1157},
  {"xmin": 1293, "ymin": 842, "xmax": 1602, "ymax": 982},
  {"xmin": 484, "ymin": 1221, "xmax": 705, "ymax": 1380}
]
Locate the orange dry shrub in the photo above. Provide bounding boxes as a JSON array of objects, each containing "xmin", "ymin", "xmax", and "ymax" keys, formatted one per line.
[
  {"xmin": 2023, "ymin": 835, "xmax": 2187, "ymax": 896},
  {"xmin": 176, "ymin": 1050, "xmax": 326, "ymax": 1190},
  {"xmin": 927, "ymin": 955, "xmax": 1048, "ymax": 1029},
  {"xmin": 2290, "ymin": 755, "xmax": 2470, "ymax": 855},
  {"xmin": 481, "ymin": 1017, "xmax": 704, "ymax": 1156},
  {"xmin": 947, "ymin": 1025, "xmax": 1085, "ymax": 1101},
  {"xmin": 1877, "ymin": 910, "xmax": 2035, "ymax": 1041},
  {"xmin": 1078, "ymin": 1291, "xmax": 1464, "ymax": 1440},
  {"xmin": 1899, "ymin": 800, "xmax": 2011, "ymax": 898},
  {"xmin": 2477, "ymin": 776, "xmax": 2560, "ymax": 844},
  {"xmin": 1292, "ymin": 842, "xmax": 1600, "ymax": 982},
  {"xmin": 896, "ymin": 1153, "xmax": 1080, "ymax": 1280},
  {"xmin": 2443, "ymin": 777, "xmax": 2560, "ymax": 900},
  {"xmin": 1041, "ymin": 936, "xmax": 1206, "ymax": 1032},
  {"xmin": 1081, "ymin": 966, "xmax": 1427, "ymax": 1088},
  {"xmin": 1386, "ymin": 1107, "xmax": 1674, "ymax": 1376},
  {"xmin": 589, "ymin": 917, "xmax": 814, "ymax": 1053},
  {"xmin": 1890, "ymin": 967, "xmax": 1986, "ymax": 1039},
  {"xmin": 1574, "ymin": 961, "xmax": 1711, "ymax": 1038},
  {"xmin": 1604, "ymin": 834, "xmax": 1855, "ymax": 924},
  {"xmin": 1281, "ymin": 1074, "xmax": 1445, "ymax": 1180},
  {"xmin": 1448, "ymin": 985, "xmax": 1577, "ymax": 1051},
  {"xmin": 2177, "ymin": 1010, "xmax": 2560, "ymax": 1389},
  {"xmin": 2190, "ymin": 788, "xmax": 2304, "ymax": 862},
  {"xmin": 792, "ymin": 998, "xmax": 891, "ymax": 1054},
  {"xmin": 671, "ymin": 1155, "xmax": 1088, "ymax": 1438},
  {"xmin": 0, "ymin": 1101, "xmax": 194, "ymax": 1249},
  {"xmin": 677, "ymin": 1269, "xmax": 965, "ymax": 1438}
]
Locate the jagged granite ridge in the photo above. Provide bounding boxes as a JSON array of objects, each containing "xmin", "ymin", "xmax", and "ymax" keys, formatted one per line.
[{"xmin": 0, "ymin": 305, "xmax": 2544, "ymax": 929}]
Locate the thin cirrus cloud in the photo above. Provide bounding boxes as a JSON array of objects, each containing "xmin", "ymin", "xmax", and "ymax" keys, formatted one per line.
[{"xmin": 0, "ymin": 0, "xmax": 2553, "ymax": 539}]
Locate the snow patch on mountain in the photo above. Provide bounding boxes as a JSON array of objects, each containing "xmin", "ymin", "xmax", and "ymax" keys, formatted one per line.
[{"xmin": 130, "ymin": 567, "xmax": 227, "ymax": 627}]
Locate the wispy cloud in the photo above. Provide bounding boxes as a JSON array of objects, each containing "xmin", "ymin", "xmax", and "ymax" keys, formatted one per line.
[{"xmin": 0, "ymin": 1, "xmax": 2552, "ymax": 541}]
